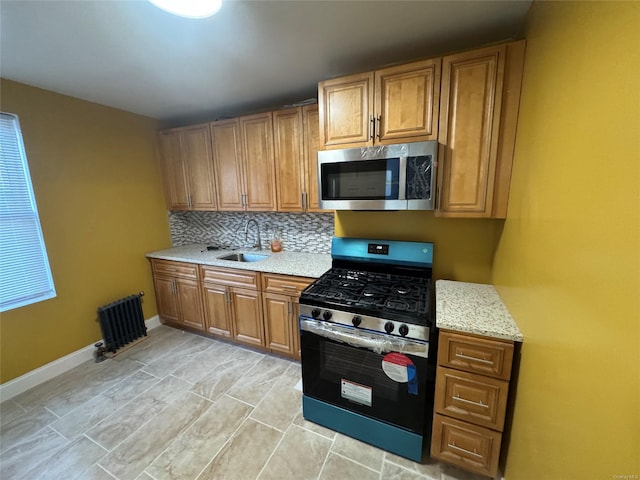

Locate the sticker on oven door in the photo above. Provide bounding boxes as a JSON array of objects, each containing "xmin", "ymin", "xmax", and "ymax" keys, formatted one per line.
[
  {"xmin": 341, "ymin": 379, "xmax": 372, "ymax": 407},
  {"xmin": 382, "ymin": 353, "xmax": 418, "ymax": 395}
]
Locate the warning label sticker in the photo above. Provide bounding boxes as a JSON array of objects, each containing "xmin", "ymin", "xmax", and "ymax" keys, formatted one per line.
[
  {"xmin": 381, "ymin": 353, "xmax": 418, "ymax": 395},
  {"xmin": 341, "ymin": 379, "xmax": 372, "ymax": 407}
]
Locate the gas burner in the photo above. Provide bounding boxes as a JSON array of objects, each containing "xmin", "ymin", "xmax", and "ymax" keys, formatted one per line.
[
  {"xmin": 362, "ymin": 284, "xmax": 390, "ymax": 297},
  {"xmin": 392, "ymin": 284, "xmax": 411, "ymax": 295}
]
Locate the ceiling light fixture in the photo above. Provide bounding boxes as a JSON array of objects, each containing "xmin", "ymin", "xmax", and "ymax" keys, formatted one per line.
[{"xmin": 149, "ymin": 0, "xmax": 222, "ymax": 19}]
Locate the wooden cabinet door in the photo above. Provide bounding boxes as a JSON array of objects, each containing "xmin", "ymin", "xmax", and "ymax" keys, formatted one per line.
[
  {"xmin": 240, "ymin": 113, "xmax": 277, "ymax": 211},
  {"xmin": 302, "ymin": 105, "xmax": 326, "ymax": 212},
  {"xmin": 158, "ymin": 130, "xmax": 189, "ymax": 210},
  {"xmin": 182, "ymin": 124, "xmax": 216, "ymax": 210},
  {"xmin": 230, "ymin": 286, "xmax": 264, "ymax": 348},
  {"xmin": 291, "ymin": 298, "xmax": 301, "ymax": 360},
  {"xmin": 202, "ymin": 282, "xmax": 233, "ymax": 338},
  {"xmin": 176, "ymin": 279, "xmax": 204, "ymax": 330},
  {"xmin": 154, "ymin": 275, "xmax": 179, "ymax": 323},
  {"xmin": 273, "ymin": 108, "xmax": 304, "ymax": 212},
  {"xmin": 437, "ymin": 45, "xmax": 506, "ymax": 217},
  {"xmin": 375, "ymin": 59, "xmax": 441, "ymax": 143},
  {"xmin": 211, "ymin": 119, "xmax": 245, "ymax": 211},
  {"xmin": 262, "ymin": 292, "xmax": 294, "ymax": 357},
  {"xmin": 318, "ymin": 72, "xmax": 374, "ymax": 148}
]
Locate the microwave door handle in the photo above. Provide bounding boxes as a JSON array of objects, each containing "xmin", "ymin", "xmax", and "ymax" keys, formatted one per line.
[{"xmin": 398, "ymin": 156, "xmax": 407, "ymax": 200}]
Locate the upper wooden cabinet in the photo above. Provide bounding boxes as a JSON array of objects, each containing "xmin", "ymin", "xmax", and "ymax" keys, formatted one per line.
[
  {"xmin": 157, "ymin": 124, "xmax": 217, "ymax": 210},
  {"xmin": 318, "ymin": 58, "xmax": 441, "ymax": 148},
  {"xmin": 302, "ymin": 105, "xmax": 325, "ymax": 212},
  {"xmin": 211, "ymin": 113, "xmax": 277, "ymax": 211},
  {"xmin": 273, "ymin": 105, "xmax": 328, "ymax": 213},
  {"xmin": 437, "ymin": 41, "xmax": 525, "ymax": 218}
]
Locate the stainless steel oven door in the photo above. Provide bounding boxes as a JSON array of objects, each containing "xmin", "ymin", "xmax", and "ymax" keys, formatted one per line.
[{"xmin": 300, "ymin": 317, "xmax": 434, "ymax": 434}]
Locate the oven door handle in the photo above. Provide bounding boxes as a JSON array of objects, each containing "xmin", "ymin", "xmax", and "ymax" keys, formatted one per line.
[{"xmin": 299, "ymin": 318, "xmax": 429, "ymax": 359}]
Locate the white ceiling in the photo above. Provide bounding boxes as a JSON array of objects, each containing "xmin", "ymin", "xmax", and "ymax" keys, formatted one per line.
[{"xmin": 1, "ymin": 0, "xmax": 531, "ymax": 124}]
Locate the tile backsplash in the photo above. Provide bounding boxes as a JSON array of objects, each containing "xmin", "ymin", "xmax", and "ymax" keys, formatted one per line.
[{"xmin": 168, "ymin": 211, "xmax": 334, "ymax": 254}]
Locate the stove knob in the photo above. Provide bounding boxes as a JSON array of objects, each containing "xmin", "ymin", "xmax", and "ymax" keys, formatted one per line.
[
  {"xmin": 399, "ymin": 324, "xmax": 409, "ymax": 337},
  {"xmin": 323, "ymin": 310, "xmax": 333, "ymax": 321},
  {"xmin": 311, "ymin": 308, "xmax": 321, "ymax": 318},
  {"xmin": 352, "ymin": 316, "xmax": 362, "ymax": 327},
  {"xmin": 384, "ymin": 321, "xmax": 395, "ymax": 333}
]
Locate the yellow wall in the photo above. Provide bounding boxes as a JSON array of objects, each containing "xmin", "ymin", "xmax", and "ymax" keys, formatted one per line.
[
  {"xmin": 492, "ymin": 2, "xmax": 640, "ymax": 478},
  {"xmin": 0, "ymin": 80, "xmax": 172, "ymax": 383},
  {"xmin": 335, "ymin": 211, "xmax": 504, "ymax": 284}
]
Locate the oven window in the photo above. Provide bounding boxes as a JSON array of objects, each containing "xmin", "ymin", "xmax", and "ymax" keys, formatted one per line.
[
  {"xmin": 321, "ymin": 158, "xmax": 400, "ymax": 200},
  {"xmin": 301, "ymin": 329, "xmax": 432, "ymax": 434}
]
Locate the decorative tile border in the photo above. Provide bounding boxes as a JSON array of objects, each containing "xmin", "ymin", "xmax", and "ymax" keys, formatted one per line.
[{"xmin": 168, "ymin": 211, "xmax": 334, "ymax": 254}]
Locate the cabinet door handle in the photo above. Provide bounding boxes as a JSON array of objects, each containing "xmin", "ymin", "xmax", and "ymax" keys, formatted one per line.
[
  {"xmin": 287, "ymin": 301, "xmax": 292, "ymax": 317},
  {"xmin": 172, "ymin": 280, "xmax": 177, "ymax": 295},
  {"xmin": 376, "ymin": 115, "xmax": 381, "ymax": 139},
  {"xmin": 448, "ymin": 442, "xmax": 483, "ymax": 458},
  {"xmin": 455, "ymin": 353, "xmax": 494, "ymax": 365},
  {"xmin": 453, "ymin": 395, "xmax": 488, "ymax": 408},
  {"xmin": 188, "ymin": 194, "xmax": 193, "ymax": 209},
  {"xmin": 369, "ymin": 115, "xmax": 375, "ymax": 141},
  {"xmin": 225, "ymin": 290, "xmax": 231, "ymax": 304}
]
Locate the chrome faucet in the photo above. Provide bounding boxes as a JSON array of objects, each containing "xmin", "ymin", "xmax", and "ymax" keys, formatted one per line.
[{"xmin": 244, "ymin": 219, "xmax": 262, "ymax": 250}]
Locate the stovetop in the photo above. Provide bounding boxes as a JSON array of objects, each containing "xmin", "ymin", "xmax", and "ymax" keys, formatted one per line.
[{"xmin": 300, "ymin": 267, "xmax": 432, "ymax": 325}]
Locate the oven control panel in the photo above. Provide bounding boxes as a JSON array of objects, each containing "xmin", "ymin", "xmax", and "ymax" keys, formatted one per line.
[
  {"xmin": 367, "ymin": 243, "xmax": 389, "ymax": 255},
  {"xmin": 300, "ymin": 305, "xmax": 430, "ymax": 342}
]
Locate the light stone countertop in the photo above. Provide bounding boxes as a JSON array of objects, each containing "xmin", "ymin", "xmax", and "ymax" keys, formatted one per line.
[
  {"xmin": 436, "ymin": 280, "xmax": 523, "ymax": 342},
  {"xmin": 146, "ymin": 244, "xmax": 332, "ymax": 279}
]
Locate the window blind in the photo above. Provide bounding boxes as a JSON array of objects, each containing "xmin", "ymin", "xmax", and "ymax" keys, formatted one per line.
[{"xmin": 0, "ymin": 112, "xmax": 56, "ymax": 312}]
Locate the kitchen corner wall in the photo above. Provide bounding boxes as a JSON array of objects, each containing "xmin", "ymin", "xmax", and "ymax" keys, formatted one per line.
[
  {"xmin": 491, "ymin": 1, "xmax": 640, "ymax": 479},
  {"xmin": 168, "ymin": 211, "xmax": 334, "ymax": 254}
]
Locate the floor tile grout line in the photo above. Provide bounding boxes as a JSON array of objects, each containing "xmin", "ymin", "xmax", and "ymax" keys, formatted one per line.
[
  {"xmin": 69, "ymin": 372, "xmax": 166, "ymax": 450},
  {"xmin": 315, "ymin": 435, "xmax": 333, "ymax": 480},
  {"xmin": 253, "ymin": 420, "xmax": 291, "ymax": 480},
  {"xmin": 191, "ymin": 412, "xmax": 259, "ymax": 480},
  {"xmin": 328, "ymin": 449, "xmax": 383, "ymax": 475},
  {"xmin": 138, "ymin": 395, "xmax": 217, "ymax": 480}
]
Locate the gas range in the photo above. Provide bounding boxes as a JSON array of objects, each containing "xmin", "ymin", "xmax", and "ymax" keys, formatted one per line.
[
  {"xmin": 299, "ymin": 237, "xmax": 434, "ymax": 341},
  {"xmin": 299, "ymin": 237, "xmax": 437, "ymax": 463},
  {"xmin": 299, "ymin": 267, "xmax": 432, "ymax": 341}
]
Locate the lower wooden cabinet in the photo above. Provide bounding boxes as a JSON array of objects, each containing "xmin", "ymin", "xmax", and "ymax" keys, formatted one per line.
[
  {"xmin": 432, "ymin": 414, "xmax": 502, "ymax": 476},
  {"xmin": 431, "ymin": 330, "xmax": 515, "ymax": 478},
  {"xmin": 151, "ymin": 259, "xmax": 204, "ymax": 330},
  {"xmin": 261, "ymin": 273, "xmax": 314, "ymax": 359},
  {"xmin": 151, "ymin": 259, "xmax": 315, "ymax": 358},
  {"xmin": 201, "ymin": 265, "xmax": 264, "ymax": 349}
]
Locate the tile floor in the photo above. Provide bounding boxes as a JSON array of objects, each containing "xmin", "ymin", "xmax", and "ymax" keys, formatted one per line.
[{"xmin": 0, "ymin": 326, "xmax": 487, "ymax": 480}]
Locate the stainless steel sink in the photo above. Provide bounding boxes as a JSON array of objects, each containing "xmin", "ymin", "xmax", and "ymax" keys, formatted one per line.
[{"xmin": 218, "ymin": 253, "xmax": 268, "ymax": 262}]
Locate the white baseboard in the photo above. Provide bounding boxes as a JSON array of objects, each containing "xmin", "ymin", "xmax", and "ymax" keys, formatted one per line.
[{"xmin": 0, "ymin": 315, "xmax": 161, "ymax": 403}]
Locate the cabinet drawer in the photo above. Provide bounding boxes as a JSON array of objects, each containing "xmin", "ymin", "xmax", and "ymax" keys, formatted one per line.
[
  {"xmin": 435, "ymin": 367, "xmax": 509, "ymax": 431},
  {"xmin": 431, "ymin": 413, "xmax": 501, "ymax": 478},
  {"xmin": 151, "ymin": 259, "xmax": 199, "ymax": 280},
  {"xmin": 438, "ymin": 331, "xmax": 514, "ymax": 380},
  {"xmin": 262, "ymin": 273, "xmax": 314, "ymax": 295},
  {"xmin": 200, "ymin": 265, "xmax": 259, "ymax": 289}
]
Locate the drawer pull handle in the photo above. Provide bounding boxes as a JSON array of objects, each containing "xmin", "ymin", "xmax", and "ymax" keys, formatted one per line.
[
  {"xmin": 281, "ymin": 285, "xmax": 298, "ymax": 290},
  {"xmin": 455, "ymin": 353, "xmax": 493, "ymax": 364},
  {"xmin": 453, "ymin": 395, "xmax": 489, "ymax": 408},
  {"xmin": 448, "ymin": 442, "xmax": 483, "ymax": 458}
]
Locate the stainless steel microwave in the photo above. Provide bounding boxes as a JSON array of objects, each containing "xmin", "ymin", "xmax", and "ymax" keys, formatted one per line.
[{"xmin": 317, "ymin": 141, "xmax": 437, "ymax": 210}]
